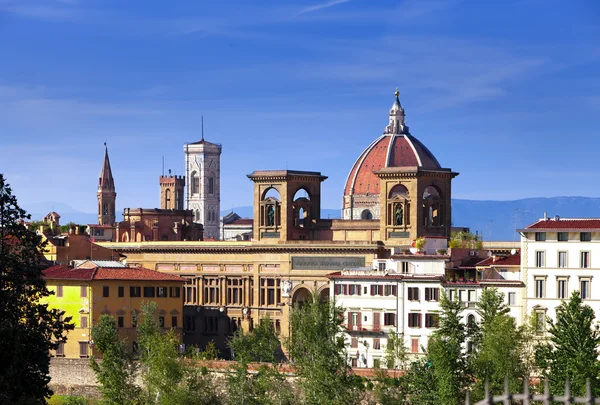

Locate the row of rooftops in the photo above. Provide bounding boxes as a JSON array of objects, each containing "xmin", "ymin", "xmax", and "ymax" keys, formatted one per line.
[{"xmin": 42, "ymin": 260, "xmax": 184, "ymax": 282}]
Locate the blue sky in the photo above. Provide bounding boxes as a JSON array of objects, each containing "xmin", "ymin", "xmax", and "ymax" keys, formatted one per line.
[{"xmin": 1, "ymin": 0, "xmax": 599, "ymax": 216}]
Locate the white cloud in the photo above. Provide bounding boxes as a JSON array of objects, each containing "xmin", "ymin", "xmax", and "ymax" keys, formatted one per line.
[{"xmin": 299, "ymin": 0, "xmax": 352, "ymax": 15}]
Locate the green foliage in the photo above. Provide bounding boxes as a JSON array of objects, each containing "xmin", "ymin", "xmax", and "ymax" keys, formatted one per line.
[
  {"xmin": 470, "ymin": 288, "xmax": 524, "ymax": 401},
  {"xmin": 424, "ymin": 290, "xmax": 468, "ymax": 405},
  {"xmin": 226, "ymin": 362, "xmax": 294, "ymax": 405},
  {"xmin": 415, "ymin": 237, "xmax": 426, "ymax": 251},
  {"xmin": 0, "ymin": 174, "xmax": 74, "ymax": 404},
  {"xmin": 287, "ymin": 293, "xmax": 365, "ymax": 405},
  {"xmin": 535, "ymin": 291, "xmax": 600, "ymax": 397},
  {"xmin": 372, "ymin": 369, "xmax": 408, "ymax": 405},
  {"xmin": 90, "ymin": 315, "xmax": 140, "ymax": 404},
  {"xmin": 137, "ymin": 301, "xmax": 223, "ymax": 405},
  {"xmin": 198, "ymin": 340, "xmax": 218, "ymax": 360},
  {"xmin": 449, "ymin": 231, "xmax": 482, "ymax": 250},
  {"xmin": 47, "ymin": 395, "xmax": 93, "ymax": 405},
  {"xmin": 228, "ymin": 316, "xmax": 280, "ymax": 363},
  {"xmin": 384, "ymin": 330, "xmax": 409, "ymax": 370},
  {"xmin": 59, "ymin": 222, "xmax": 78, "ymax": 234},
  {"xmin": 28, "ymin": 220, "xmax": 44, "ymax": 232},
  {"xmin": 405, "ymin": 359, "xmax": 438, "ymax": 405}
]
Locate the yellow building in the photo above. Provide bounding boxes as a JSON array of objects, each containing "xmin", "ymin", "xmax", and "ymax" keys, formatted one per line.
[{"xmin": 42, "ymin": 260, "xmax": 185, "ymax": 358}]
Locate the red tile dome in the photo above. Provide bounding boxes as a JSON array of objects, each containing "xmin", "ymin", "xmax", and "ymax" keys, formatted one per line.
[
  {"xmin": 344, "ymin": 90, "xmax": 441, "ymax": 196},
  {"xmin": 343, "ymin": 133, "xmax": 441, "ymax": 196}
]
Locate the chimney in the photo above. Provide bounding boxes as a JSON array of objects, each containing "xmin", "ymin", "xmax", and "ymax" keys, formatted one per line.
[
  {"xmin": 69, "ymin": 226, "xmax": 75, "ymax": 235},
  {"xmin": 543, "ymin": 212, "xmax": 547, "ymax": 220},
  {"xmin": 75, "ymin": 226, "xmax": 80, "ymax": 235}
]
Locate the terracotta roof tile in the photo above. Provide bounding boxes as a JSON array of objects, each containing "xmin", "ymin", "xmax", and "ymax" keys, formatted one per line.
[
  {"xmin": 229, "ymin": 218, "xmax": 253, "ymax": 226},
  {"xmin": 94, "ymin": 267, "xmax": 184, "ymax": 282},
  {"xmin": 344, "ymin": 134, "xmax": 442, "ymax": 197},
  {"xmin": 492, "ymin": 253, "xmax": 520, "ymax": 267},
  {"xmin": 43, "ymin": 265, "xmax": 184, "ymax": 282},
  {"xmin": 525, "ymin": 219, "xmax": 600, "ymax": 230},
  {"xmin": 43, "ymin": 265, "xmax": 94, "ymax": 280}
]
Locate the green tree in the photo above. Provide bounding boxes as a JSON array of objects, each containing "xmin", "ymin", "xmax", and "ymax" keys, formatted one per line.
[
  {"xmin": 425, "ymin": 290, "xmax": 469, "ymax": 405},
  {"xmin": 535, "ymin": 291, "xmax": 600, "ymax": 397},
  {"xmin": 373, "ymin": 368, "xmax": 409, "ymax": 405},
  {"xmin": 0, "ymin": 174, "xmax": 74, "ymax": 404},
  {"xmin": 287, "ymin": 292, "xmax": 365, "ymax": 405},
  {"xmin": 90, "ymin": 315, "xmax": 140, "ymax": 404},
  {"xmin": 137, "ymin": 301, "xmax": 222, "ymax": 404},
  {"xmin": 470, "ymin": 288, "xmax": 524, "ymax": 400},
  {"xmin": 384, "ymin": 330, "xmax": 409, "ymax": 370},
  {"xmin": 448, "ymin": 231, "xmax": 483, "ymax": 250},
  {"xmin": 405, "ymin": 359, "xmax": 438, "ymax": 405},
  {"xmin": 226, "ymin": 316, "xmax": 292, "ymax": 405},
  {"xmin": 229, "ymin": 316, "xmax": 281, "ymax": 363}
]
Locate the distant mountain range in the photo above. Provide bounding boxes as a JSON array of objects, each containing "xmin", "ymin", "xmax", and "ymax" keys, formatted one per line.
[{"xmin": 23, "ymin": 197, "xmax": 600, "ymax": 241}]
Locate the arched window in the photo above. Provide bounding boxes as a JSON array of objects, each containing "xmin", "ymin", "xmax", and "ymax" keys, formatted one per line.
[
  {"xmin": 208, "ymin": 177, "xmax": 214, "ymax": 195},
  {"xmin": 165, "ymin": 189, "xmax": 171, "ymax": 208},
  {"xmin": 293, "ymin": 188, "xmax": 311, "ymax": 227},
  {"xmin": 423, "ymin": 186, "xmax": 443, "ymax": 227},
  {"xmin": 387, "ymin": 184, "xmax": 410, "ymax": 227},
  {"xmin": 361, "ymin": 209, "xmax": 373, "ymax": 220},
  {"xmin": 467, "ymin": 314, "xmax": 476, "ymax": 330},
  {"xmin": 261, "ymin": 187, "xmax": 281, "ymax": 228},
  {"xmin": 191, "ymin": 172, "xmax": 199, "ymax": 194}
]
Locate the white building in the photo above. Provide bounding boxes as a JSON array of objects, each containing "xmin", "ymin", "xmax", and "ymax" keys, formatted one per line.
[
  {"xmin": 519, "ymin": 217, "xmax": 600, "ymax": 333},
  {"xmin": 329, "ymin": 249, "xmax": 447, "ymax": 368},
  {"xmin": 330, "ymin": 242, "xmax": 526, "ymax": 368},
  {"xmin": 184, "ymin": 138, "xmax": 222, "ymax": 240},
  {"xmin": 220, "ymin": 212, "xmax": 253, "ymax": 241}
]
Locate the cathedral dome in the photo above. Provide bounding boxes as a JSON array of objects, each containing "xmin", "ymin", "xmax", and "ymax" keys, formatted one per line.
[
  {"xmin": 343, "ymin": 91, "xmax": 440, "ymax": 197},
  {"xmin": 342, "ymin": 90, "xmax": 442, "ymax": 220}
]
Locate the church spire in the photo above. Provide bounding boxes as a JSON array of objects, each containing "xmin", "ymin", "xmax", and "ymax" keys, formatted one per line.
[
  {"xmin": 97, "ymin": 143, "xmax": 116, "ymax": 226},
  {"xmin": 385, "ymin": 88, "xmax": 408, "ymax": 135},
  {"xmin": 98, "ymin": 142, "xmax": 115, "ymax": 192}
]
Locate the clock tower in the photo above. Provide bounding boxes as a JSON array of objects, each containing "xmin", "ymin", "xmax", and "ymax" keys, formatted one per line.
[{"xmin": 184, "ymin": 134, "xmax": 222, "ymax": 240}]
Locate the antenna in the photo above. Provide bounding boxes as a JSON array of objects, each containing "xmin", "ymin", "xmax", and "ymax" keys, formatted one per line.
[{"xmin": 201, "ymin": 116, "xmax": 204, "ymax": 141}]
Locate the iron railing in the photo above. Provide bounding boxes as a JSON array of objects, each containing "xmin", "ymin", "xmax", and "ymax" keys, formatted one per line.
[{"xmin": 466, "ymin": 377, "xmax": 600, "ymax": 405}]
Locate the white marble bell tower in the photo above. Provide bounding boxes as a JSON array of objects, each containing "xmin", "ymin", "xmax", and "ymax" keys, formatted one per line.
[{"xmin": 184, "ymin": 128, "xmax": 222, "ymax": 240}]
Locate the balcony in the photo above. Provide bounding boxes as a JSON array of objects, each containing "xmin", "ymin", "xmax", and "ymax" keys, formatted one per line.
[{"xmin": 345, "ymin": 324, "xmax": 387, "ymax": 334}]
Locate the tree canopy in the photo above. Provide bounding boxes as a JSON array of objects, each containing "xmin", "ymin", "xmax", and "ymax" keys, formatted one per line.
[{"xmin": 0, "ymin": 173, "xmax": 73, "ymax": 404}]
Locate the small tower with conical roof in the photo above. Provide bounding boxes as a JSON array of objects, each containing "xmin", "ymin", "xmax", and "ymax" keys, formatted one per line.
[
  {"xmin": 97, "ymin": 143, "xmax": 116, "ymax": 225},
  {"xmin": 385, "ymin": 88, "xmax": 409, "ymax": 135}
]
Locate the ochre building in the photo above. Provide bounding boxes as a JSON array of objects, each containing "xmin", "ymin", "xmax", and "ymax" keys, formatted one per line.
[{"xmin": 42, "ymin": 260, "xmax": 185, "ymax": 358}]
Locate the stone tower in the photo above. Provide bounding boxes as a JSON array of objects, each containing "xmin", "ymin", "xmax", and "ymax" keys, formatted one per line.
[
  {"xmin": 184, "ymin": 136, "xmax": 222, "ymax": 240},
  {"xmin": 160, "ymin": 172, "xmax": 185, "ymax": 210},
  {"xmin": 247, "ymin": 170, "xmax": 327, "ymax": 242},
  {"xmin": 97, "ymin": 144, "xmax": 116, "ymax": 225}
]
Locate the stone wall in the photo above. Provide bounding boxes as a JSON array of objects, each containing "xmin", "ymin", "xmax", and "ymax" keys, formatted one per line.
[
  {"xmin": 49, "ymin": 357, "xmax": 393, "ymax": 398},
  {"xmin": 49, "ymin": 358, "xmax": 101, "ymax": 398}
]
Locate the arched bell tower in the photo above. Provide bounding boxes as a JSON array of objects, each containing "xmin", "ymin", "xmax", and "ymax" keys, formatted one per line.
[{"xmin": 247, "ymin": 170, "xmax": 327, "ymax": 242}]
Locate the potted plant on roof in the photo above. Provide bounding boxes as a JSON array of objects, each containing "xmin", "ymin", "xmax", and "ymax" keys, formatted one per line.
[{"xmin": 415, "ymin": 237, "xmax": 426, "ymax": 254}]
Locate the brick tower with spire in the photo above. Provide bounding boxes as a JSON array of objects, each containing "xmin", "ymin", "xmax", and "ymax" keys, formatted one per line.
[{"xmin": 97, "ymin": 143, "xmax": 116, "ymax": 225}]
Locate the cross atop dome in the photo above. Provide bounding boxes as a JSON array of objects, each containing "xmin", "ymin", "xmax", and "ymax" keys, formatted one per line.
[{"xmin": 386, "ymin": 88, "xmax": 408, "ymax": 135}]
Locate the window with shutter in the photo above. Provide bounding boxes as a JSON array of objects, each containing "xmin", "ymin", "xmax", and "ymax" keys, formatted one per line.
[
  {"xmin": 357, "ymin": 312, "xmax": 362, "ymax": 330},
  {"xmin": 411, "ymin": 338, "xmax": 419, "ymax": 353},
  {"xmin": 392, "ymin": 285, "xmax": 397, "ymax": 296},
  {"xmin": 373, "ymin": 312, "xmax": 380, "ymax": 330},
  {"xmin": 351, "ymin": 338, "xmax": 358, "ymax": 348}
]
